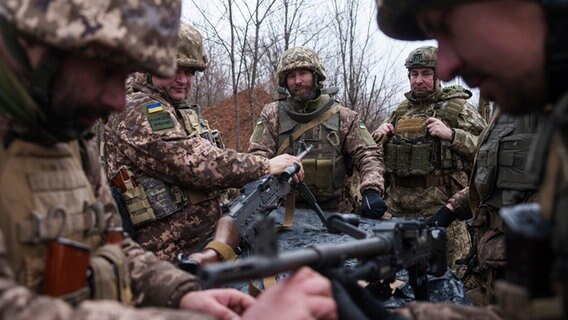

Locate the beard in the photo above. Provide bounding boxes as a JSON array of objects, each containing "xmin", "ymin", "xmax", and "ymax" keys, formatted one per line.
[{"xmin": 290, "ymin": 83, "xmax": 317, "ymax": 103}]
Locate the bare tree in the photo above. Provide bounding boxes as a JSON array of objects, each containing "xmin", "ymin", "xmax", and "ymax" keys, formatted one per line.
[{"xmin": 326, "ymin": 0, "xmax": 403, "ymax": 129}]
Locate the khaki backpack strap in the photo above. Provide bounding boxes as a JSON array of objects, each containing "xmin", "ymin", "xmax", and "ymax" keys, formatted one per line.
[
  {"xmin": 276, "ymin": 105, "xmax": 341, "ymax": 155},
  {"xmin": 204, "ymin": 240, "xmax": 237, "ymax": 262},
  {"xmin": 275, "ymin": 194, "xmax": 296, "ymax": 232}
]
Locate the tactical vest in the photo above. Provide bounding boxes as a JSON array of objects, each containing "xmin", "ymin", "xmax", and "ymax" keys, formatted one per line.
[
  {"xmin": 276, "ymin": 96, "xmax": 349, "ymax": 203},
  {"xmin": 112, "ymin": 102, "xmax": 219, "ymax": 228},
  {"xmin": 475, "ymin": 113, "xmax": 540, "ymax": 208},
  {"xmin": 384, "ymin": 95, "xmax": 467, "ymax": 178},
  {"xmin": 176, "ymin": 103, "xmax": 224, "ymax": 149},
  {"xmin": 0, "ymin": 139, "xmax": 130, "ymax": 304}
]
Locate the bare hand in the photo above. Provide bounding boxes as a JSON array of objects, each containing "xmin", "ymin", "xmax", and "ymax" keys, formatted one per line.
[
  {"xmin": 242, "ymin": 267, "xmax": 337, "ymax": 320},
  {"xmin": 180, "ymin": 288, "xmax": 255, "ymax": 320},
  {"xmin": 426, "ymin": 117, "xmax": 453, "ymax": 141},
  {"xmin": 269, "ymin": 154, "xmax": 304, "ymax": 182},
  {"xmin": 188, "ymin": 216, "xmax": 240, "ymax": 265},
  {"xmin": 371, "ymin": 123, "xmax": 395, "ymax": 142}
]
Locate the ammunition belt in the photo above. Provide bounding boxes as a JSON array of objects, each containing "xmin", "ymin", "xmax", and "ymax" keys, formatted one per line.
[{"xmin": 392, "ymin": 174, "xmax": 450, "ymax": 188}]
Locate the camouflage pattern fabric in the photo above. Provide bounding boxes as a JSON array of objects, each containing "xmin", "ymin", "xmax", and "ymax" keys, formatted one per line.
[
  {"xmin": 0, "ymin": 0, "xmax": 181, "ymax": 77},
  {"xmin": 177, "ymin": 22, "xmax": 208, "ymax": 71},
  {"xmin": 405, "ymin": 46, "xmax": 437, "ymax": 69},
  {"xmin": 373, "ymin": 86, "xmax": 486, "ymax": 271},
  {"xmin": 0, "ymin": 114, "xmax": 210, "ymax": 319},
  {"xmin": 248, "ymin": 97, "xmax": 385, "ymax": 213},
  {"xmin": 276, "ymin": 47, "xmax": 327, "ymax": 87},
  {"xmin": 104, "ymin": 76, "xmax": 270, "ymax": 261}
]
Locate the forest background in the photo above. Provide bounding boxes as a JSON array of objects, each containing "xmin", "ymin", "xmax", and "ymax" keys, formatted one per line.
[{"xmin": 181, "ymin": 0, "xmax": 477, "ymax": 151}]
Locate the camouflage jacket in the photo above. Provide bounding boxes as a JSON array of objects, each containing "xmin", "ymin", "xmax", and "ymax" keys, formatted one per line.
[
  {"xmin": 0, "ymin": 113, "xmax": 211, "ymax": 319},
  {"xmin": 248, "ymin": 94, "xmax": 385, "ymax": 196},
  {"xmin": 104, "ymin": 75, "xmax": 270, "ymax": 260}
]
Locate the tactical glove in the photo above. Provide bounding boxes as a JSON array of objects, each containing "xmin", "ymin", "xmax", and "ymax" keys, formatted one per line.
[
  {"xmin": 427, "ymin": 206, "xmax": 456, "ymax": 228},
  {"xmin": 360, "ymin": 190, "xmax": 387, "ymax": 219}
]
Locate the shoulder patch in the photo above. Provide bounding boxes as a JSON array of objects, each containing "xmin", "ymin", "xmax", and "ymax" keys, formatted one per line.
[
  {"xmin": 357, "ymin": 120, "xmax": 376, "ymax": 146},
  {"xmin": 148, "ymin": 112, "xmax": 174, "ymax": 131},
  {"xmin": 251, "ymin": 118, "xmax": 265, "ymax": 142},
  {"xmin": 146, "ymin": 102, "xmax": 163, "ymax": 114}
]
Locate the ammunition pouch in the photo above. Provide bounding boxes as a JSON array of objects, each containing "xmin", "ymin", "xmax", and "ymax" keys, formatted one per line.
[
  {"xmin": 177, "ymin": 106, "xmax": 224, "ymax": 148},
  {"xmin": 111, "ymin": 166, "xmax": 184, "ymax": 227},
  {"xmin": 89, "ymin": 243, "xmax": 132, "ymax": 304},
  {"xmin": 302, "ymin": 156, "xmax": 346, "ymax": 202}
]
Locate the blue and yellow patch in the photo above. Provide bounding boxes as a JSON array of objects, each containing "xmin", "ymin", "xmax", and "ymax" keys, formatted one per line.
[
  {"xmin": 358, "ymin": 121, "xmax": 367, "ymax": 129},
  {"xmin": 146, "ymin": 102, "xmax": 163, "ymax": 114}
]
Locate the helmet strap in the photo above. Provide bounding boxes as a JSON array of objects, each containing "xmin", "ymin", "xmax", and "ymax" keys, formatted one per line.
[
  {"xmin": 544, "ymin": 0, "xmax": 568, "ymax": 104},
  {"xmin": 0, "ymin": 16, "xmax": 32, "ymax": 72},
  {"xmin": 29, "ymin": 47, "xmax": 62, "ymax": 109}
]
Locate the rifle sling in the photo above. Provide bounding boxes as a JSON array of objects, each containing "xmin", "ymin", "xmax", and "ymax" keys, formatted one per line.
[
  {"xmin": 205, "ymin": 240, "xmax": 237, "ymax": 262},
  {"xmin": 275, "ymin": 194, "xmax": 296, "ymax": 232},
  {"xmin": 277, "ymin": 104, "xmax": 340, "ymax": 155}
]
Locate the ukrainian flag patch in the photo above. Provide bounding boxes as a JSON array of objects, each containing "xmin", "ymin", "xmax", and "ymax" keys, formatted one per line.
[
  {"xmin": 358, "ymin": 121, "xmax": 367, "ymax": 129},
  {"xmin": 146, "ymin": 102, "xmax": 163, "ymax": 114}
]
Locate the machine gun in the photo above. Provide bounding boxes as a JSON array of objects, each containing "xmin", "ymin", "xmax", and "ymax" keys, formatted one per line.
[
  {"xmin": 224, "ymin": 144, "xmax": 313, "ymax": 250},
  {"xmin": 197, "ymin": 216, "xmax": 447, "ymax": 301}
]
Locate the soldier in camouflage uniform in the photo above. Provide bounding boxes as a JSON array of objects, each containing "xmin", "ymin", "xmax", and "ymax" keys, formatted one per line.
[
  {"xmin": 373, "ymin": 0, "xmax": 567, "ymax": 319},
  {"xmin": 0, "ymin": 0, "xmax": 338, "ymax": 319},
  {"xmin": 249, "ymin": 47, "xmax": 387, "ymax": 218},
  {"xmin": 104, "ymin": 23, "xmax": 304, "ymax": 263},
  {"xmin": 372, "ymin": 46, "xmax": 487, "ymax": 271},
  {"xmin": 427, "ymin": 108, "xmax": 540, "ymax": 306}
]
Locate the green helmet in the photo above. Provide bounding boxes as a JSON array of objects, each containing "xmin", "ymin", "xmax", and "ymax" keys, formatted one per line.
[
  {"xmin": 177, "ymin": 22, "xmax": 208, "ymax": 72},
  {"xmin": 375, "ymin": 0, "xmax": 473, "ymax": 41},
  {"xmin": 276, "ymin": 47, "xmax": 327, "ymax": 88},
  {"xmin": 405, "ymin": 46, "xmax": 437, "ymax": 69},
  {"xmin": 0, "ymin": 0, "xmax": 181, "ymax": 78}
]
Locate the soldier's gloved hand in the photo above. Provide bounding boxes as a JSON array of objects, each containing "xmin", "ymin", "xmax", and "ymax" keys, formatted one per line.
[
  {"xmin": 360, "ymin": 190, "xmax": 387, "ymax": 219},
  {"xmin": 427, "ymin": 205, "xmax": 456, "ymax": 228}
]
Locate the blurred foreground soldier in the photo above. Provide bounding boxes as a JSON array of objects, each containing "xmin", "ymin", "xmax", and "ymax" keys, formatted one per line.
[
  {"xmin": 248, "ymin": 46, "xmax": 386, "ymax": 218},
  {"xmin": 372, "ymin": 46, "xmax": 487, "ymax": 271},
  {"xmin": 0, "ymin": 1, "xmax": 336, "ymax": 319},
  {"xmin": 374, "ymin": 0, "xmax": 568, "ymax": 319},
  {"xmin": 428, "ymin": 108, "xmax": 540, "ymax": 306},
  {"xmin": 104, "ymin": 22, "xmax": 303, "ymax": 262}
]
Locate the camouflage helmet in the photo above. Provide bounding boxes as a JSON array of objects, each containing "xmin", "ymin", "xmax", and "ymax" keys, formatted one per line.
[
  {"xmin": 0, "ymin": 0, "xmax": 181, "ymax": 78},
  {"xmin": 177, "ymin": 22, "xmax": 208, "ymax": 72},
  {"xmin": 375, "ymin": 0, "xmax": 474, "ymax": 41},
  {"xmin": 276, "ymin": 47, "xmax": 327, "ymax": 87},
  {"xmin": 405, "ymin": 46, "xmax": 437, "ymax": 69}
]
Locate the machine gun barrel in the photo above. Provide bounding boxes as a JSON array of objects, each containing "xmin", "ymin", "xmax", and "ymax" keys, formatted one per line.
[{"xmin": 198, "ymin": 234, "xmax": 393, "ymax": 289}]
